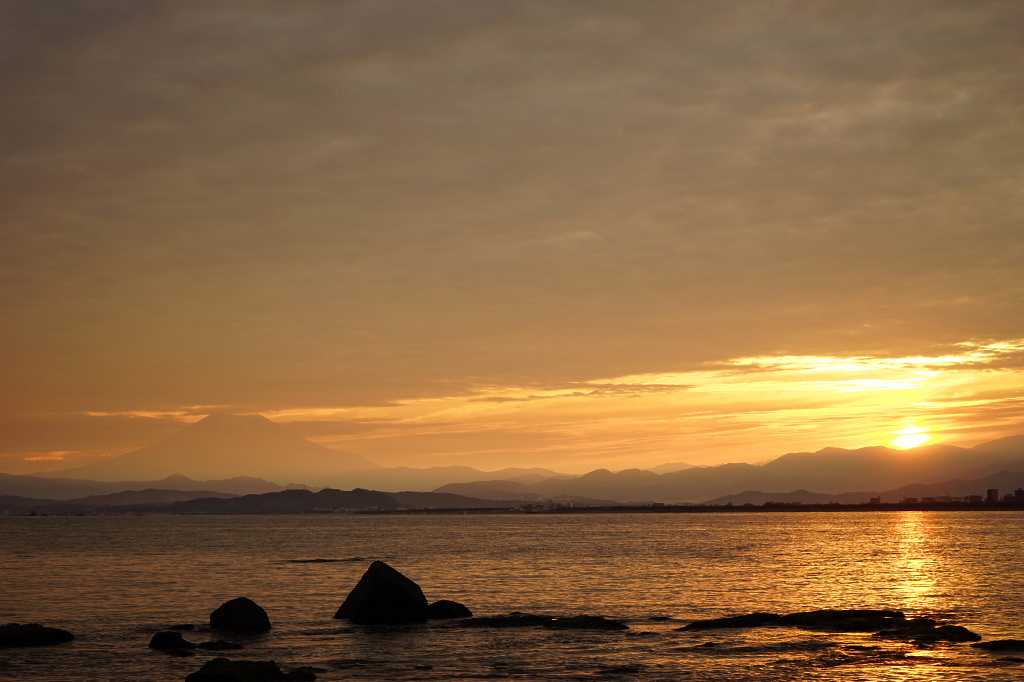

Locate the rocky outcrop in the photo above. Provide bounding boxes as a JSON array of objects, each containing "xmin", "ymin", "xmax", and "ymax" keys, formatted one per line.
[
  {"xmin": 679, "ymin": 612, "xmax": 782, "ymax": 630},
  {"xmin": 778, "ymin": 609, "xmax": 905, "ymax": 632},
  {"xmin": 462, "ymin": 613, "xmax": 628, "ymax": 630},
  {"xmin": 334, "ymin": 561, "xmax": 429, "ymax": 624},
  {"xmin": 0, "ymin": 623, "xmax": 74, "ymax": 648},
  {"xmin": 972, "ymin": 639, "xmax": 1024, "ymax": 651},
  {"xmin": 210, "ymin": 597, "xmax": 272, "ymax": 633},
  {"xmin": 875, "ymin": 619, "xmax": 981, "ymax": 642},
  {"xmin": 426, "ymin": 600, "xmax": 473, "ymax": 619},
  {"xmin": 148, "ymin": 630, "xmax": 195, "ymax": 650},
  {"xmin": 185, "ymin": 657, "xmax": 316, "ymax": 681}
]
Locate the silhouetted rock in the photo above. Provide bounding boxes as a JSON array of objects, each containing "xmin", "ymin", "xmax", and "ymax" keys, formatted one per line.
[
  {"xmin": 462, "ymin": 613, "xmax": 627, "ymax": 630},
  {"xmin": 875, "ymin": 619, "xmax": 980, "ymax": 643},
  {"xmin": 333, "ymin": 561, "xmax": 429, "ymax": 624},
  {"xmin": 679, "ymin": 613, "xmax": 781, "ymax": 631},
  {"xmin": 149, "ymin": 630, "xmax": 195, "ymax": 650},
  {"xmin": 0, "ymin": 623, "xmax": 74, "ymax": 647},
  {"xmin": 778, "ymin": 609, "xmax": 905, "ymax": 631},
  {"xmin": 210, "ymin": 597, "xmax": 271, "ymax": 633},
  {"xmin": 426, "ymin": 600, "xmax": 472, "ymax": 619},
  {"xmin": 972, "ymin": 639, "xmax": 1024, "ymax": 651},
  {"xmin": 185, "ymin": 657, "xmax": 286, "ymax": 682},
  {"xmin": 198, "ymin": 640, "xmax": 245, "ymax": 651},
  {"xmin": 284, "ymin": 667, "xmax": 318, "ymax": 681}
]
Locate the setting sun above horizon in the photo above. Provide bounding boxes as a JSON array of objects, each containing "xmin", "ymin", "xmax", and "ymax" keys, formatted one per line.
[{"xmin": 889, "ymin": 425, "xmax": 933, "ymax": 450}]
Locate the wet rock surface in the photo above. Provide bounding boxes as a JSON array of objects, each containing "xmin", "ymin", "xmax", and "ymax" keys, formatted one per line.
[
  {"xmin": 334, "ymin": 561, "xmax": 430, "ymax": 625},
  {"xmin": 462, "ymin": 613, "xmax": 628, "ymax": 630},
  {"xmin": 0, "ymin": 622, "xmax": 74, "ymax": 648},
  {"xmin": 210, "ymin": 597, "xmax": 272, "ymax": 633}
]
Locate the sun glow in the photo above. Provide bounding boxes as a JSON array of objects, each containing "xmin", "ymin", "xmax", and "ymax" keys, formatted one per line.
[{"xmin": 889, "ymin": 425, "xmax": 932, "ymax": 449}]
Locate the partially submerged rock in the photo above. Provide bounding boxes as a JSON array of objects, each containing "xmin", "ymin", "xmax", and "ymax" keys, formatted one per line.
[
  {"xmin": 210, "ymin": 598, "xmax": 272, "ymax": 634},
  {"xmin": 680, "ymin": 609, "xmax": 906, "ymax": 633},
  {"xmin": 678, "ymin": 612, "xmax": 782, "ymax": 631},
  {"xmin": 0, "ymin": 623, "xmax": 74, "ymax": 648},
  {"xmin": 972, "ymin": 639, "xmax": 1024, "ymax": 652},
  {"xmin": 875, "ymin": 619, "xmax": 980, "ymax": 643},
  {"xmin": 778, "ymin": 609, "xmax": 905, "ymax": 632},
  {"xmin": 185, "ymin": 658, "xmax": 285, "ymax": 682},
  {"xmin": 334, "ymin": 561, "xmax": 429, "ymax": 624},
  {"xmin": 462, "ymin": 613, "xmax": 628, "ymax": 630},
  {"xmin": 426, "ymin": 600, "xmax": 473, "ymax": 619},
  {"xmin": 149, "ymin": 630, "xmax": 195, "ymax": 650}
]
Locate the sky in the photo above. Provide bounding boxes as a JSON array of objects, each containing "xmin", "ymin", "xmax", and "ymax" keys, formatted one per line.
[{"xmin": 2, "ymin": 0, "xmax": 1023, "ymax": 475}]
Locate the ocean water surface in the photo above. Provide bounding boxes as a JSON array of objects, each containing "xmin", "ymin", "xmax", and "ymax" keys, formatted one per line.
[{"xmin": 2, "ymin": 511, "xmax": 1024, "ymax": 681}]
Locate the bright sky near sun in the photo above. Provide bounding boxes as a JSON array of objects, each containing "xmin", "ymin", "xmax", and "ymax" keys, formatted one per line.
[{"xmin": 2, "ymin": 1, "xmax": 1023, "ymax": 473}]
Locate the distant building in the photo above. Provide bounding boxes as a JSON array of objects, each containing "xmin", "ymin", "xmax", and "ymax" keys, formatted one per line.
[
  {"xmin": 986, "ymin": 489, "xmax": 999, "ymax": 503},
  {"xmin": 1015, "ymin": 488, "xmax": 1024, "ymax": 502},
  {"xmin": 903, "ymin": 497, "xmax": 919, "ymax": 504},
  {"xmin": 922, "ymin": 496, "xmax": 936, "ymax": 503},
  {"xmin": 869, "ymin": 497, "xmax": 881, "ymax": 504},
  {"xmin": 966, "ymin": 495, "xmax": 984, "ymax": 503}
]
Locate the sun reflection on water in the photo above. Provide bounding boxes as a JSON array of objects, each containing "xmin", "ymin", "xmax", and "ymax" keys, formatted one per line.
[{"xmin": 891, "ymin": 512, "xmax": 939, "ymax": 609}]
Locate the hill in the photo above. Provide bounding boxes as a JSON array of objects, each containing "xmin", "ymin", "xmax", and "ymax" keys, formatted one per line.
[{"xmin": 36, "ymin": 414, "xmax": 377, "ymax": 483}]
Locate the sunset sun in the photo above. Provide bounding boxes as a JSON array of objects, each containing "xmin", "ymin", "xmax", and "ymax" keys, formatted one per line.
[{"xmin": 889, "ymin": 425, "xmax": 933, "ymax": 450}]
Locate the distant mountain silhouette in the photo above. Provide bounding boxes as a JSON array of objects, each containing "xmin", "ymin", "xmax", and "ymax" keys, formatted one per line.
[
  {"xmin": 319, "ymin": 466, "xmax": 572, "ymax": 492},
  {"xmin": 0, "ymin": 472, "xmax": 291, "ymax": 500},
  {"xmin": 495, "ymin": 434, "xmax": 1024, "ymax": 503},
  {"xmin": 35, "ymin": 414, "xmax": 378, "ymax": 483},
  {"xmin": 647, "ymin": 461, "xmax": 697, "ymax": 474}
]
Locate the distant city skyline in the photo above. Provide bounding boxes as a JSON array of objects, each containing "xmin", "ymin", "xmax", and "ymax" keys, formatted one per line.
[{"xmin": 3, "ymin": 1, "xmax": 1023, "ymax": 474}]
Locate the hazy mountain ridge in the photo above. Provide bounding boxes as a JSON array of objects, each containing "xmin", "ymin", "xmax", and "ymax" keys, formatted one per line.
[
  {"xmin": 0, "ymin": 473, "xmax": 292, "ymax": 500},
  {"xmin": 37, "ymin": 414, "xmax": 378, "ymax": 483}
]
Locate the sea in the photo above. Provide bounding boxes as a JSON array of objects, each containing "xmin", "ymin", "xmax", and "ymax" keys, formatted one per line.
[{"xmin": 2, "ymin": 511, "xmax": 1024, "ymax": 681}]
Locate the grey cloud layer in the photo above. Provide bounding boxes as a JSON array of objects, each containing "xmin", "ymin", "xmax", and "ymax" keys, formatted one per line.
[{"xmin": 2, "ymin": 0, "xmax": 1023, "ymax": 420}]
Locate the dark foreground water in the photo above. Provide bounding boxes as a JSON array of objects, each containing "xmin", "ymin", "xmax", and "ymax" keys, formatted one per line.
[{"xmin": 2, "ymin": 511, "xmax": 1024, "ymax": 681}]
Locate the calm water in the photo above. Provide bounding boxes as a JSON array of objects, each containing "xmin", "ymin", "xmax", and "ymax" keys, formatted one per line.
[{"xmin": 2, "ymin": 511, "xmax": 1024, "ymax": 681}]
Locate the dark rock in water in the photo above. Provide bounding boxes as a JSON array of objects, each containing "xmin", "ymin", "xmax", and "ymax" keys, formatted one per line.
[
  {"xmin": 0, "ymin": 623, "xmax": 74, "ymax": 648},
  {"xmin": 198, "ymin": 640, "xmax": 245, "ymax": 651},
  {"xmin": 973, "ymin": 640, "xmax": 1024, "ymax": 652},
  {"xmin": 333, "ymin": 561, "xmax": 429, "ymax": 625},
  {"xmin": 149, "ymin": 631, "xmax": 196, "ymax": 650},
  {"xmin": 928, "ymin": 625, "xmax": 982, "ymax": 643},
  {"xmin": 185, "ymin": 657, "xmax": 286, "ymax": 682},
  {"xmin": 678, "ymin": 613, "xmax": 781, "ymax": 631},
  {"xmin": 210, "ymin": 597, "xmax": 272, "ymax": 633},
  {"xmin": 426, "ymin": 600, "xmax": 473, "ymax": 619},
  {"xmin": 462, "ymin": 613, "xmax": 628, "ymax": 630},
  {"xmin": 284, "ymin": 667, "xmax": 318, "ymax": 681},
  {"xmin": 778, "ymin": 609, "xmax": 904, "ymax": 631},
  {"xmin": 168, "ymin": 624, "xmax": 196, "ymax": 631},
  {"xmin": 875, "ymin": 620, "xmax": 980, "ymax": 643}
]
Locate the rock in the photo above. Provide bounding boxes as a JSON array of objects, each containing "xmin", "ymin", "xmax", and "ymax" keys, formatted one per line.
[
  {"xmin": 426, "ymin": 600, "xmax": 473, "ymax": 619},
  {"xmin": 198, "ymin": 640, "xmax": 245, "ymax": 651},
  {"xmin": 210, "ymin": 598, "xmax": 272, "ymax": 634},
  {"xmin": 678, "ymin": 613, "xmax": 782, "ymax": 631},
  {"xmin": 149, "ymin": 631, "xmax": 196, "ymax": 650},
  {"xmin": 928, "ymin": 625, "xmax": 982, "ymax": 643},
  {"xmin": 0, "ymin": 623, "xmax": 74, "ymax": 648},
  {"xmin": 333, "ymin": 561, "xmax": 429, "ymax": 625},
  {"xmin": 284, "ymin": 667, "xmax": 318, "ymax": 681},
  {"xmin": 875, "ymin": 620, "xmax": 980, "ymax": 643},
  {"xmin": 778, "ymin": 609, "xmax": 905, "ymax": 631},
  {"xmin": 972, "ymin": 640, "xmax": 1024, "ymax": 652},
  {"xmin": 185, "ymin": 657, "xmax": 286, "ymax": 682},
  {"xmin": 462, "ymin": 613, "xmax": 628, "ymax": 630}
]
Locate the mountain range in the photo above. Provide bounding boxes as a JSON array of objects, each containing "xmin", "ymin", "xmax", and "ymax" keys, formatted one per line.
[{"xmin": 8, "ymin": 413, "xmax": 1024, "ymax": 505}]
